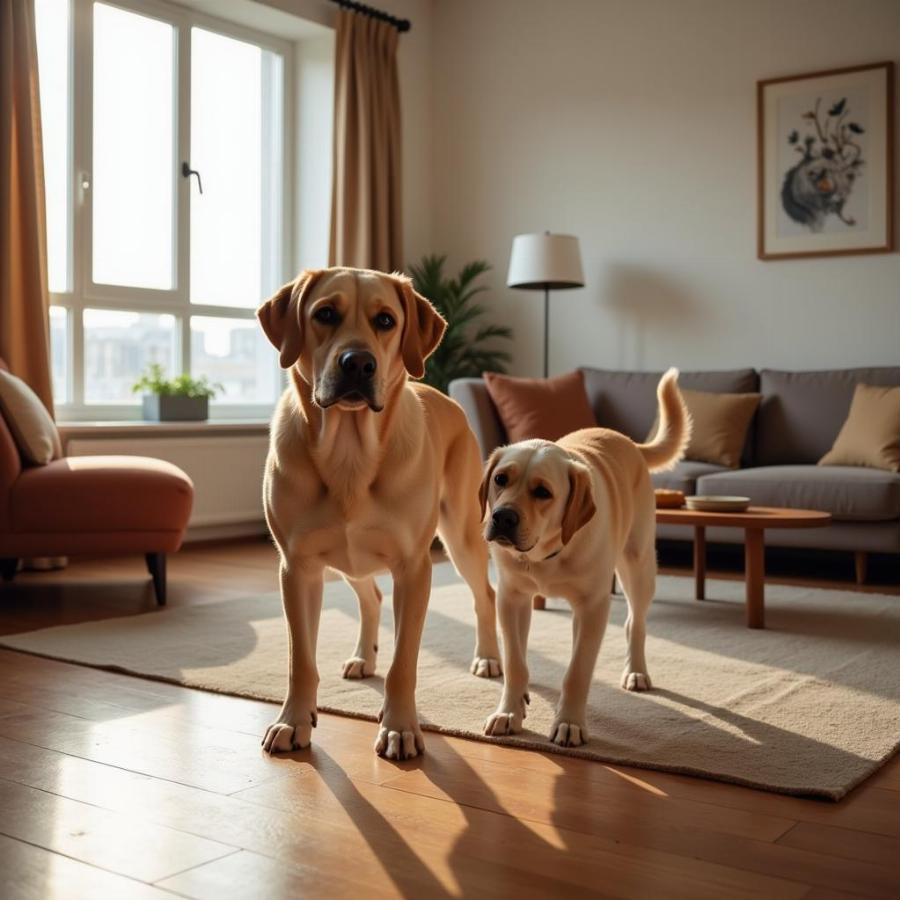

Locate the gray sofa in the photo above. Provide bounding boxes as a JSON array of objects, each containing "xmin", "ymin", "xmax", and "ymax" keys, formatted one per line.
[{"xmin": 449, "ymin": 367, "xmax": 900, "ymax": 566}]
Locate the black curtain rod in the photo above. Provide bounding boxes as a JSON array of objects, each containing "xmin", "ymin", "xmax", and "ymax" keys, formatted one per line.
[{"xmin": 330, "ymin": 0, "xmax": 411, "ymax": 33}]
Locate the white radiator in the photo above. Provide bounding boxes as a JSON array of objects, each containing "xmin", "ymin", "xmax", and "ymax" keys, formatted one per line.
[{"xmin": 65, "ymin": 433, "xmax": 270, "ymax": 539}]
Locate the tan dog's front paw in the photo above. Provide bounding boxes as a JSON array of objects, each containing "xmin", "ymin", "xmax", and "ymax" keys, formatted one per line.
[
  {"xmin": 262, "ymin": 706, "xmax": 317, "ymax": 754},
  {"xmin": 484, "ymin": 691, "xmax": 528, "ymax": 736},
  {"xmin": 470, "ymin": 656, "xmax": 502, "ymax": 678},
  {"xmin": 484, "ymin": 710, "xmax": 524, "ymax": 736},
  {"xmin": 374, "ymin": 709, "xmax": 424, "ymax": 760},
  {"xmin": 621, "ymin": 671, "xmax": 652, "ymax": 691},
  {"xmin": 342, "ymin": 656, "xmax": 375, "ymax": 679},
  {"xmin": 549, "ymin": 719, "xmax": 588, "ymax": 748}
]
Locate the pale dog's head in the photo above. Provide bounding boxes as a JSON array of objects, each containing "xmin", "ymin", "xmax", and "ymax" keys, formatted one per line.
[
  {"xmin": 257, "ymin": 268, "xmax": 445, "ymax": 412},
  {"xmin": 479, "ymin": 440, "xmax": 596, "ymax": 561}
]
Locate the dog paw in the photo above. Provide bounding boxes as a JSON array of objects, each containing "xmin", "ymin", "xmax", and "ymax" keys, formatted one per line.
[
  {"xmin": 484, "ymin": 709, "xmax": 524, "ymax": 736},
  {"xmin": 341, "ymin": 656, "xmax": 375, "ymax": 679},
  {"xmin": 374, "ymin": 709, "xmax": 424, "ymax": 760},
  {"xmin": 261, "ymin": 706, "xmax": 317, "ymax": 754},
  {"xmin": 470, "ymin": 656, "xmax": 502, "ymax": 678},
  {"xmin": 484, "ymin": 691, "xmax": 528, "ymax": 737},
  {"xmin": 621, "ymin": 671, "xmax": 652, "ymax": 691},
  {"xmin": 549, "ymin": 719, "xmax": 588, "ymax": 748}
]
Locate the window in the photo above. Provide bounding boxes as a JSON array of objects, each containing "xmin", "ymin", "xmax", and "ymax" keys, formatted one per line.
[{"xmin": 35, "ymin": 0, "xmax": 291, "ymax": 419}]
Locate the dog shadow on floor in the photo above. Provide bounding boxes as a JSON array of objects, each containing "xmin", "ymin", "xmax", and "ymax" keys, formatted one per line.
[{"xmin": 312, "ymin": 736, "xmax": 603, "ymax": 897}]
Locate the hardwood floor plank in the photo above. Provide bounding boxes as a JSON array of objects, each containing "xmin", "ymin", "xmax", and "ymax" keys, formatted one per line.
[
  {"xmin": 0, "ymin": 834, "xmax": 179, "ymax": 900},
  {"xmin": 864, "ymin": 754, "xmax": 900, "ymax": 792},
  {"xmin": 0, "ymin": 779, "xmax": 237, "ymax": 882},
  {"xmin": 777, "ymin": 820, "xmax": 900, "ymax": 869},
  {"xmin": 155, "ymin": 850, "xmax": 398, "ymax": 900},
  {"xmin": 0, "ymin": 703, "xmax": 292, "ymax": 795}
]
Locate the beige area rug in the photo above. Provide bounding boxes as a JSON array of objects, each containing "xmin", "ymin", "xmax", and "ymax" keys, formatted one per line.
[{"xmin": 3, "ymin": 563, "xmax": 899, "ymax": 800}]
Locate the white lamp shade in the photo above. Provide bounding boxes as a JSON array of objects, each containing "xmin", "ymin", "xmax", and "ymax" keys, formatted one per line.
[{"xmin": 507, "ymin": 233, "xmax": 584, "ymax": 290}]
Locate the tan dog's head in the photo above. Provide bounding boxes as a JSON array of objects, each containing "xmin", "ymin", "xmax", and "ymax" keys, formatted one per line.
[
  {"xmin": 257, "ymin": 268, "xmax": 446, "ymax": 412},
  {"xmin": 479, "ymin": 441, "xmax": 596, "ymax": 559}
]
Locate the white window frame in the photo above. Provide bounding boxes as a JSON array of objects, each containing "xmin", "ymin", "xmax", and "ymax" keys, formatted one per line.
[{"xmin": 50, "ymin": 0, "xmax": 293, "ymax": 421}]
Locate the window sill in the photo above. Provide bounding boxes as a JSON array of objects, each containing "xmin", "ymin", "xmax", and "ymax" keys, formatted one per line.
[{"xmin": 58, "ymin": 419, "xmax": 271, "ymax": 441}]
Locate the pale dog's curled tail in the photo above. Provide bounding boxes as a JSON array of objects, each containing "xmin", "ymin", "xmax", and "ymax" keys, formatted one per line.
[{"xmin": 636, "ymin": 367, "xmax": 692, "ymax": 473}]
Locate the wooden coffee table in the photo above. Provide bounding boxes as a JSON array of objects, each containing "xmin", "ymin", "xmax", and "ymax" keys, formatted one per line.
[{"xmin": 655, "ymin": 506, "xmax": 832, "ymax": 628}]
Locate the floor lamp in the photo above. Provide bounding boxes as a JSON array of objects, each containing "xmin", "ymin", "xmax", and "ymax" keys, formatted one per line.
[{"xmin": 507, "ymin": 233, "xmax": 584, "ymax": 378}]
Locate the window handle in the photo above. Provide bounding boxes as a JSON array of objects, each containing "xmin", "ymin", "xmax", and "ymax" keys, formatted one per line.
[{"xmin": 181, "ymin": 161, "xmax": 203, "ymax": 194}]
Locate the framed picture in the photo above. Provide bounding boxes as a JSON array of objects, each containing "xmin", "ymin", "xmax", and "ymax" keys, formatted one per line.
[{"xmin": 757, "ymin": 61, "xmax": 894, "ymax": 260}]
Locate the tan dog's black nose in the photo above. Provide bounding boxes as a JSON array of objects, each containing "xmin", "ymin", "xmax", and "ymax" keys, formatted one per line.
[
  {"xmin": 339, "ymin": 349, "xmax": 377, "ymax": 381},
  {"xmin": 491, "ymin": 507, "xmax": 519, "ymax": 533}
]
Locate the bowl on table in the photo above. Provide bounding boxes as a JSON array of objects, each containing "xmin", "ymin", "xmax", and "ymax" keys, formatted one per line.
[{"xmin": 685, "ymin": 495, "xmax": 751, "ymax": 513}]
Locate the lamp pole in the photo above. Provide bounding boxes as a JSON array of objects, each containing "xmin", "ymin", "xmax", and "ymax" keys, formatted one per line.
[{"xmin": 543, "ymin": 285, "xmax": 550, "ymax": 379}]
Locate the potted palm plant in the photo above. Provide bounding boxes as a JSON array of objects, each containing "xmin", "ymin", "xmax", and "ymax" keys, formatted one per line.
[
  {"xmin": 408, "ymin": 255, "xmax": 512, "ymax": 394},
  {"xmin": 132, "ymin": 364, "xmax": 223, "ymax": 421}
]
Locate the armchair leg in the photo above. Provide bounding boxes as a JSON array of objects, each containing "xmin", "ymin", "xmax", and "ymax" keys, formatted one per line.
[
  {"xmin": 854, "ymin": 551, "xmax": 868, "ymax": 586},
  {"xmin": 0, "ymin": 558, "xmax": 18, "ymax": 582},
  {"xmin": 145, "ymin": 552, "xmax": 167, "ymax": 606}
]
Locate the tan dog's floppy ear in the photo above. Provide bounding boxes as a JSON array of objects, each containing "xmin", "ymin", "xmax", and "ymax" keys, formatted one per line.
[
  {"xmin": 478, "ymin": 448, "xmax": 502, "ymax": 519},
  {"xmin": 394, "ymin": 276, "xmax": 447, "ymax": 378},
  {"xmin": 257, "ymin": 270, "xmax": 322, "ymax": 368},
  {"xmin": 561, "ymin": 462, "xmax": 596, "ymax": 545}
]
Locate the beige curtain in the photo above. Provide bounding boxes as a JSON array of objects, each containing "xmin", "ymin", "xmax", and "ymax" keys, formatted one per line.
[
  {"xmin": 0, "ymin": 0, "xmax": 53, "ymax": 414},
  {"xmin": 329, "ymin": 9, "xmax": 402, "ymax": 273}
]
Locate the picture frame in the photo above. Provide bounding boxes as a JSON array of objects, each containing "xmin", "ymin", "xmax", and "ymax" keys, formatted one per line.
[{"xmin": 757, "ymin": 61, "xmax": 894, "ymax": 260}]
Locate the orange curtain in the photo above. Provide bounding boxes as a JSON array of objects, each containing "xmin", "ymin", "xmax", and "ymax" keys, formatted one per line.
[
  {"xmin": 0, "ymin": 0, "xmax": 53, "ymax": 414},
  {"xmin": 329, "ymin": 9, "xmax": 402, "ymax": 272}
]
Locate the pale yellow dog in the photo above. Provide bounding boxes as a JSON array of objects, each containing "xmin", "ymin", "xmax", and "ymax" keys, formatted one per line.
[
  {"xmin": 257, "ymin": 267, "xmax": 500, "ymax": 760},
  {"xmin": 480, "ymin": 369, "xmax": 690, "ymax": 747}
]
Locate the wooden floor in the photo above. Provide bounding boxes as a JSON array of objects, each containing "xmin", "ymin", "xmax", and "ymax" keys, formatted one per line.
[{"xmin": 0, "ymin": 540, "xmax": 898, "ymax": 899}]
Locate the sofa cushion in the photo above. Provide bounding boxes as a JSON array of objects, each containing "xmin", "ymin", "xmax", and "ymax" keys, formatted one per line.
[
  {"xmin": 0, "ymin": 369, "xmax": 62, "ymax": 465},
  {"xmin": 652, "ymin": 461, "xmax": 730, "ymax": 493},
  {"xmin": 649, "ymin": 389, "xmax": 761, "ymax": 469},
  {"xmin": 10, "ymin": 455, "xmax": 194, "ymax": 534},
  {"xmin": 483, "ymin": 370, "xmax": 596, "ymax": 442},
  {"xmin": 580, "ymin": 368, "xmax": 759, "ymax": 462},
  {"xmin": 756, "ymin": 367, "xmax": 900, "ymax": 466},
  {"xmin": 696, "ymin": 465, "xmax": 900, "ymax": 523},
  {"xmin": 819, "ymin": 384, "xmax": 900, "ymax": 473}
]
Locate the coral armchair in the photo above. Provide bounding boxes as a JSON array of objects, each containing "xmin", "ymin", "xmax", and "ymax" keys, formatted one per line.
[{"xmin": 0, "ymin": 364, "xmax": 193, "ymax": 604}]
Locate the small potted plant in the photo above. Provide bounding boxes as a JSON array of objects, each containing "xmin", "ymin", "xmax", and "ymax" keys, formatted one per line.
[{"xmin": 132, "ymin": 364, "xmax": 223, "ymax": 422}]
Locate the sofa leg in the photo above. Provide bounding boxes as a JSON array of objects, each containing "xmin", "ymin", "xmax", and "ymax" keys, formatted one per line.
[
  {"xmin": 0, "ymin": 558, "xmax": 18, "ymax": 582},
  {"xmin": 854, "ymin": 551, "xmax": 868, "ymax": 586},
  {"xmin": 146, "ymin": 552, "xmax": 167, "ymax": 606},
  {"xmin": 533, "ymin": 594, "xmax": 546, "ymax": 610}
]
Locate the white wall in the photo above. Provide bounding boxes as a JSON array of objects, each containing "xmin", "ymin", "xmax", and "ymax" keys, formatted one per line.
[{"xmin": 430, "ymin": 0, "xmax": 900, "ymax": 375}]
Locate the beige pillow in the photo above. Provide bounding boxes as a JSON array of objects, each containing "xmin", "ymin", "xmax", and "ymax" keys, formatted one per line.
[
  {"xmin": 0, "ymin": 370, "xmax": 62, "ymax": 465},
  {"xmin": 648, "ymin": 389, "xmax": 760, "ymax": 469},
  {"xmin": 819, "ymin": 383, "xmax": 900, "ymax": 473}
]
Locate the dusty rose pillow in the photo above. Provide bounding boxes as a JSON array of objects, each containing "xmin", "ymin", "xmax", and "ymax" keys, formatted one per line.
[{"xmin": 484, "ymin": 370, "xmax": 596, "ymax": 443}]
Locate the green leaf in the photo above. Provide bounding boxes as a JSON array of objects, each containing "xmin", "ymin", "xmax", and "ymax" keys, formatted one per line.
[{"xmin": 408, "ymin": 254, "xmax": 513, "ymax": 394}]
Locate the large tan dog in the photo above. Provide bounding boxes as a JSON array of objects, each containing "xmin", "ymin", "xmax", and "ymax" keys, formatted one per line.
[
  {"xmin": 257, "ymin": 267, "xmax": 501, "ymax": 760},
  {"xmin": 480, "ymin": 369, "xmax": 689, "ymax": 747}
]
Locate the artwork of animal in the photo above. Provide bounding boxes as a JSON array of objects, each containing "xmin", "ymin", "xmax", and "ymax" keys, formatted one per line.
[{"xmin": 781, "ymin": 97, "xmax": 864, "ymax": 232}]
